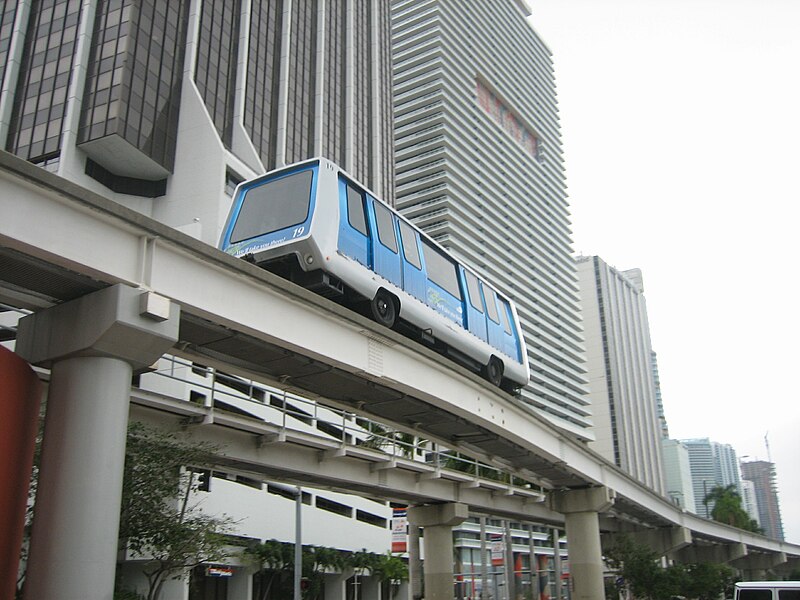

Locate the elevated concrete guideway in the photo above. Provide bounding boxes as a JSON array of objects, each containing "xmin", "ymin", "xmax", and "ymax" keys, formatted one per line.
[{"xmin": 2, "ymin": 151, "xmax": 799, "ymax": 596}]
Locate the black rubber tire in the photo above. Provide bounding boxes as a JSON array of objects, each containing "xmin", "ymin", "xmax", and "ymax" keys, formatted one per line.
[
  {"xmin": 370, "ymin": 290, "xmax": 398, "ymax": 329},
  {"xmin": 482, "ymin": 356, "xmax": 504, "ymax": 387}
]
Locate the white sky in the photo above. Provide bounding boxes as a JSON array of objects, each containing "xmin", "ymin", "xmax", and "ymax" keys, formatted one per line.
[{"xmin": 526, "ymin": 0, "xmax": 800, "ymax": 544}]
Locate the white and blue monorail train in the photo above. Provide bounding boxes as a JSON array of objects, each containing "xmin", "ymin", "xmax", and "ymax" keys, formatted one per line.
[{"xmin": 219, "ymin": 158, "xmax": 530, "ymax": 391}]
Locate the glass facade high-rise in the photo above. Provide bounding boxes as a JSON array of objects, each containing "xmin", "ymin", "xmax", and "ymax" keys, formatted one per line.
[
  {"xmin": 392, "ymin": 0, "xmax": 591, "ymax": 438},
  {"xmin": 576, "ymin": 256, "xmax": 665, "ymax": 493},
  {"xmin": 0, "ymin": 0, "xmax": 395, "ymax": 244}
]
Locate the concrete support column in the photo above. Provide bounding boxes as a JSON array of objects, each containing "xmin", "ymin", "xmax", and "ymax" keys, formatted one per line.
[
  {"xmin": 408, "ymin": 523, "xmax": 423, "ymax": 600},
  {"xmin": 408, "ymin": 503, "xmax": 469, "ymax": 600},
  {"xmin": 15, "ymin": 285, "xmax": 179, "ymax": 600},
  {"xmin": 549, "ymin": 487, "xmax": 615, "ymax": 600}
]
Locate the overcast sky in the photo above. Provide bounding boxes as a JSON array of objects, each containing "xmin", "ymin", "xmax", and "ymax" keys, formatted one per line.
[{"xmin": 526, "ymin": 0, "xmax": 800, "ymax": 543}]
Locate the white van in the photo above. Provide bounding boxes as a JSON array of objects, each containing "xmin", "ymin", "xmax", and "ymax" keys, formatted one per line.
[{"xmin": 734, "ymin": 581, "xmax": 800, "ymax": 600}]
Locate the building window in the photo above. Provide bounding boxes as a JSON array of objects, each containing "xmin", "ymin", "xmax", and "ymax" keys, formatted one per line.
[{"xmin": 7, "ymin": 0, "xmax": 83, "ymax": 162}]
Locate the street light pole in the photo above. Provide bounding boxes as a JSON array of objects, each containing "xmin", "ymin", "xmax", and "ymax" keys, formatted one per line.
[{"xmin": 295, "ymin": 486, "xmax": 302, "ymax": 600}]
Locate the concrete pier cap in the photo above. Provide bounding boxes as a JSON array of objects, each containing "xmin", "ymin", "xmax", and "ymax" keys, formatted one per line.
[
  {"xmin": 407, "ymin": 502, "xmax": 470, "ymax": 528},
  {"xmin": 15, "ymin": 284, "xmax": 179, "ymax": 371},
  {"xmin": 549, "ymin": 486, "xmax": 616, "ymax": 515},
  {"xmin": 15, "ymin": 283, "xmax": 179, "ymax": 600}
]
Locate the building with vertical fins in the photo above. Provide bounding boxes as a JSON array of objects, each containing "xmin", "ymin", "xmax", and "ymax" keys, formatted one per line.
[
  {"xmin": 741, "ymin": 459, "xmax": 785, "ymax": 541},
  {"xmin": 576, "ymin": 256, "xmax": 665, "ymax": 493},
  {"xmin": 391, "ymin": 0, "xmax": 591, "ymax": 439},
  {"xmin": 0, "ymin": 0, "xmax": 394, "ymax": 249}
]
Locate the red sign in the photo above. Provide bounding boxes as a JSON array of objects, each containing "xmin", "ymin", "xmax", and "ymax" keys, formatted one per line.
[
  {"xmin": 391, "ymin": 507, "xmax": 407, "ymax": 553},
  {"xmin": 490, "ymin": 533, "xmax": 504, "ymax": 566}
]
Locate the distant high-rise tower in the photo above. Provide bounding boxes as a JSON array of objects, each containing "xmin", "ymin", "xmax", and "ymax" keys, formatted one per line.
[
  {"xmin": 741, "ymin": 460, "xmax": 784, "ymax": 541},
  {"xmin": 683, "ymin": 437, "xmax": 744, "ymax": 520},
  {"xmin": 661, "ymin": 438, "xmax": 696, "ymax": 512},
  {"xmin": 683, "ymin": 438, "xmax": 716, "ymax": 518},
  {"xmin": 713, "ymin": 442, "xmax": 740, "ymax": 490},
  {"xmin": 391, "ymin": 0, "xmax": 591, "ymax": 438},
  {"xmin": 576, "ymin": 256, "xmax": 665, "ymax": 493},
  {"xmin": 0, "ymin": 0, "xmax": 394, "ymax": 245}
]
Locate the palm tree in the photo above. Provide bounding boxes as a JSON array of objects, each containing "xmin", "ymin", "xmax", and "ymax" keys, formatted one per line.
[{"xmin": 703, "ymin": 485, "xmax": 761, "ymax": 533}]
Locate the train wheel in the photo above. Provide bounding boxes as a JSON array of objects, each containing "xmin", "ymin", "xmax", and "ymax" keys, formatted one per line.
[
  {"xmin": 482, "ymin": 356, "xmax": 504, "ymax": 387},
  {"xmin": 370, "ymin": 290, "xmax": 397, "ymax": 329}
]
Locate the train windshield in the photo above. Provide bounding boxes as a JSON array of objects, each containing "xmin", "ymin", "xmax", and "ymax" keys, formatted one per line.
[{"xmin": 229, "ymin": 170, "xmax": 313, "ymax": 243}]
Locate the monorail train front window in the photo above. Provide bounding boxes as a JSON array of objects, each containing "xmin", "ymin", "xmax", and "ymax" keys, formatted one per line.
[{"xmin": 230, "ymin": 170, "xmax": 313, "ymax": 243}]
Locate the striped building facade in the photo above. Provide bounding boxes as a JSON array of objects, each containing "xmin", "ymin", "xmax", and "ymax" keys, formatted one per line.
[{"xmin": 392, "ymin": 0, "xmax": 591, "ymax": 438}]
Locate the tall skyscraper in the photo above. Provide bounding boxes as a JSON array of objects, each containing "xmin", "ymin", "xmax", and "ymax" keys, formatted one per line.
[
  {"xmin": 576, "ymin": 256, "xmax": 665, "ymax": 493},
  {"xmin": 712, "ymin": 441, "xmax": 740, "ymax": 490},
  {"xmin": 0, "ymin": 0, "xmax": 394, "ymax": 247},
  {"xmin": 741, "ymin": 459, "xmax": 784, "ymax": 541},
  {"xmin": 683, "ymin": 438, "xmax": 716, "ymax": 518},
  {"xmin": 392, "ymin": 0, "xmax": 591, "ymax": 438}
]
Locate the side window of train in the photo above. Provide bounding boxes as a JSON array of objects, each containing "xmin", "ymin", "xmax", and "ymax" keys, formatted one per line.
[
  {"xmin": 374, "ymin": 201, "xmax": 398, "ymax": 252},
  {"xmin": 465, "ymin": 271, "xmax": 483, "ymax": 312},
  {"xmin": 421, "ymin": 240, "xmax": 462, "ymax": 299},
  {"xmin": 499, "ymin": 298, "xmax": 513, "ymax": 334},
  {"xmin": 346, "ymin": 185, "xmax": 368, "ymax": 235},
  {"xmin": 484, "ymin": 285, "xmax": 500, "ymax": 323},
  {"xmin": 398, "ymin": 221, "xmax": 421, "ymax": 269}
]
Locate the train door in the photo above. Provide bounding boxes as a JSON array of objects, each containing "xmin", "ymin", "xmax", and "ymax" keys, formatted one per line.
[
  {"xmin": 368, "ymin": 198, "xmax": 402, "ymax": 288},
  {"xmin": 482, "ymin": 284, "xmax": 505, "ymax": 352},
  {"xmin": 337, "ymin": 179, "xmax": 371, "ymax": 267},
  {"xmin": 398, "ymin": 220, "xmax": 425, "ymax": 301},
  {"xmin": 462, "ymin": 269, "xmax": 488, "ymax": 342},
  {"xmin": 419, "ymin": 240, "xmax": 464, "ymax": 325}
]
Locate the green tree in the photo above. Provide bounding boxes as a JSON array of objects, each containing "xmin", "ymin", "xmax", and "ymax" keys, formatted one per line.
[
  {"xmin": 604, "ymin": 535, "xmax": 733, "ymax": 600},
  {"xmin": 245, "ymin": 542, "xmax": 408, "ymax": 600},
  {"xmin": 120, "ymin": 423, "xmax": 235, "ymax": 600},
  {"xmin": 704, "ymin": 485, "xmax": 762, "ymax": 533},
  {"xmin": 684, "ymin": 562, "xmax": 734, "ymax": 600},
  {"xmin": 246, "ymin": 539, "xmax": 296, "ymax": 600},
  {"xmin": 372, "ymin": 553, "xmax": 409, "ymax": 600}
]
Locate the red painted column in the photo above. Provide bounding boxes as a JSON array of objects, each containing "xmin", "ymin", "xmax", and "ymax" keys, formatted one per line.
[{"xmin": 0, "ymin": 346, "xmax": 41, "ymax": 600}]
